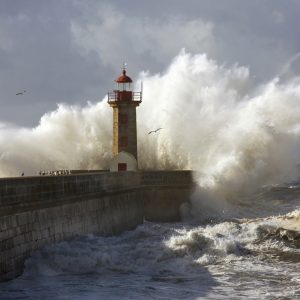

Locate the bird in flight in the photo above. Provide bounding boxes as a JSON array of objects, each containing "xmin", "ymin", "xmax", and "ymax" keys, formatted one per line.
[
  {"xmin": 148, "ymin": 128, "xmax": 163, "ymax": 135},
  {"xmin": 16, "ymin": 90, "xmax": 26, "ymax": 95}
]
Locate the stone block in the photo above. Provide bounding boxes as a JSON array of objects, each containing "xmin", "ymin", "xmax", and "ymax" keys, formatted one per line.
[
  {"xmin": 13, "ymin": 235, "xmax": 25, "ymax": 246},
  {"xmin": 0, "ymin": 249, "xmax": 12, "ymax": 262},
  {"xmin": 0, "ymin": 218, "xmax": 6, "ymax": 232},
  {"xmin": 0, "ymin": 230, "xmax": 9, "ymax": 241},
  {"xmin": 24, "ymin": 232, "xmax": 33, "ymax": 243},
  {"xmin": 0, "ymin": 238, "xmax": 14, "ymax": 251},
  {"xmin": 42, "ymin": 228, "xmax": 50, "ymax": 239},
  {"xmin": 16, "ymin": 213, "xmax": 28, "ymax": 226}
]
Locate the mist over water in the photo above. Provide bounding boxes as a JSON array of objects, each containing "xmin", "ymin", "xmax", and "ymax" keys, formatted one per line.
[{"xmin": 1, "ymin": 50, "xmax": 300, "ymax": 198}]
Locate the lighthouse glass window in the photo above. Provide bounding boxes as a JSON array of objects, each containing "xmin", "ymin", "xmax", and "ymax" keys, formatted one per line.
[{"xmin": 118, "ymin": 83, "xmax": 131, "ymax": 91}]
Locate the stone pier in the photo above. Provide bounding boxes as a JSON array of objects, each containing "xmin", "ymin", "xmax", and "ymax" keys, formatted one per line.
[{"xmin": 0, "ymin": 171, "xmax": 194, "ymax": 281}]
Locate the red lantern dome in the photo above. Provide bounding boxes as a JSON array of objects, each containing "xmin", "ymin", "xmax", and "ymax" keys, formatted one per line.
[{"xmin": 116, "ymin": 69, "xmax": 133, "ymax": 83}]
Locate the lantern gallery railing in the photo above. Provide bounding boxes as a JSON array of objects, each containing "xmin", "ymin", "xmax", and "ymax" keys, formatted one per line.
[{"xmin": 107, "ymin": 91, "xmax": 142, "ymax": 103}]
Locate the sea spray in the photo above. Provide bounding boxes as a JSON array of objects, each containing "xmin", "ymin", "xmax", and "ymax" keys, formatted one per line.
[
  {"xmin": 0, "ymin": 101, "xmax": 112, "ymax": 176},
  {"xmin": 1, "ymin": 50, "xmax": 300, "ymax": 199},
  {"xmin": 139, "ymin": 52, "xmax": 300, "ymax": 195}
]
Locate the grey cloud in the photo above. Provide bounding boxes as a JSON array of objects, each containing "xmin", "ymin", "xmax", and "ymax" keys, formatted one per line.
[
  {"xmin": 71, "ymin": 3, "xmax": 215, "ymax": 74},
  {"xmin": 0, "ymin": 0, "xmax": 300, "ymax": 126}
]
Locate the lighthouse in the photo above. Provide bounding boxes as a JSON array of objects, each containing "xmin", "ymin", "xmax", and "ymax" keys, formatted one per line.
[{"xmin": 108, "ymin": 67, "xmax": 142, "ymax": 171}]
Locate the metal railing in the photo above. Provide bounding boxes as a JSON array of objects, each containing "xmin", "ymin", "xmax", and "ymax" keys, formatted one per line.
[{"xmin": 107, "ymin": 91, "xmax": 142, "ymax": 103}]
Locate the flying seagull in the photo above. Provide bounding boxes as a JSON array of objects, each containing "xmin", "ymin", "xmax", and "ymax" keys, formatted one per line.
[
  {"xmin": 16, "ymin": 90, "xmax": 26, "ymax": 95},
  {"xmin": 148, "ymin": 128, "xmax": 163, "ymax": 135}
]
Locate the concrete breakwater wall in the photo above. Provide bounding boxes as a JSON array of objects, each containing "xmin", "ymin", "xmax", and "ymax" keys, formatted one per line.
[{"xmin": 0, "ymin": 171, "xmax": 194, "ymax": 281}]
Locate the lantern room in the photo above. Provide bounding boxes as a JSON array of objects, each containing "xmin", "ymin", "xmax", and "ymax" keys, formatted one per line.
[
  {"xmin": 108, "ymin": 68, "xmax": 142, "ymax": 104},
  {"xmin": 116, "ymin": 69, "xmax": 133, "ymax": 91}
]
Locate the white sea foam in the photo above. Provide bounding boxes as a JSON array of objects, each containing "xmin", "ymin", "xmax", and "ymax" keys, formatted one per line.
[
  {"xmin": 1, "ymin": 50, "xmax": 300, "ymax": 199},
  {"xmin": 23, "ymin": 208, "xmax": 299, "ymax": 279},
  {"xmin": 2, "ymin": 206, "xmax": 294, "ymax": 299},
  {"xmin": 0, "ymin": 101, "xmax": 112, "ymax": 176}
]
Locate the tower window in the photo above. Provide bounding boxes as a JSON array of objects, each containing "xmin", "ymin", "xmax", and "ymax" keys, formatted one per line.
[
  {"xmin": 120, "ymin": 136, "xmax": 128, "ymax": 147},
  {"xmin": 119, "ymin": 113, "xmax": 128, "ymax": 124}
]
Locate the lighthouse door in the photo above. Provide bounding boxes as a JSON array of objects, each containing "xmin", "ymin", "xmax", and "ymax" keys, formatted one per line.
[{"xmin": 118, "ymin": 163, "xmax": 127, "ymax": 171}]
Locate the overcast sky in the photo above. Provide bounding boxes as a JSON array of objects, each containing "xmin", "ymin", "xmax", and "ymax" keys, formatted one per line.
[{"xmin": 0, "ymin": 0, "xmax": 299, "ymax": 127}]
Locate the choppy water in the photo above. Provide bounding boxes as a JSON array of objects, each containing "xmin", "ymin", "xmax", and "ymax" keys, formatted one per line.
[{"xmin": 0, "ymin": 184, "xmax": 300, "ymax": 300}]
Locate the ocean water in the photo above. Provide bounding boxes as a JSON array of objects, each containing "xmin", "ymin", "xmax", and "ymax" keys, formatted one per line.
[{"xmin": 0, "ymin": 183, "xmax": 299, "ymax": 300}]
